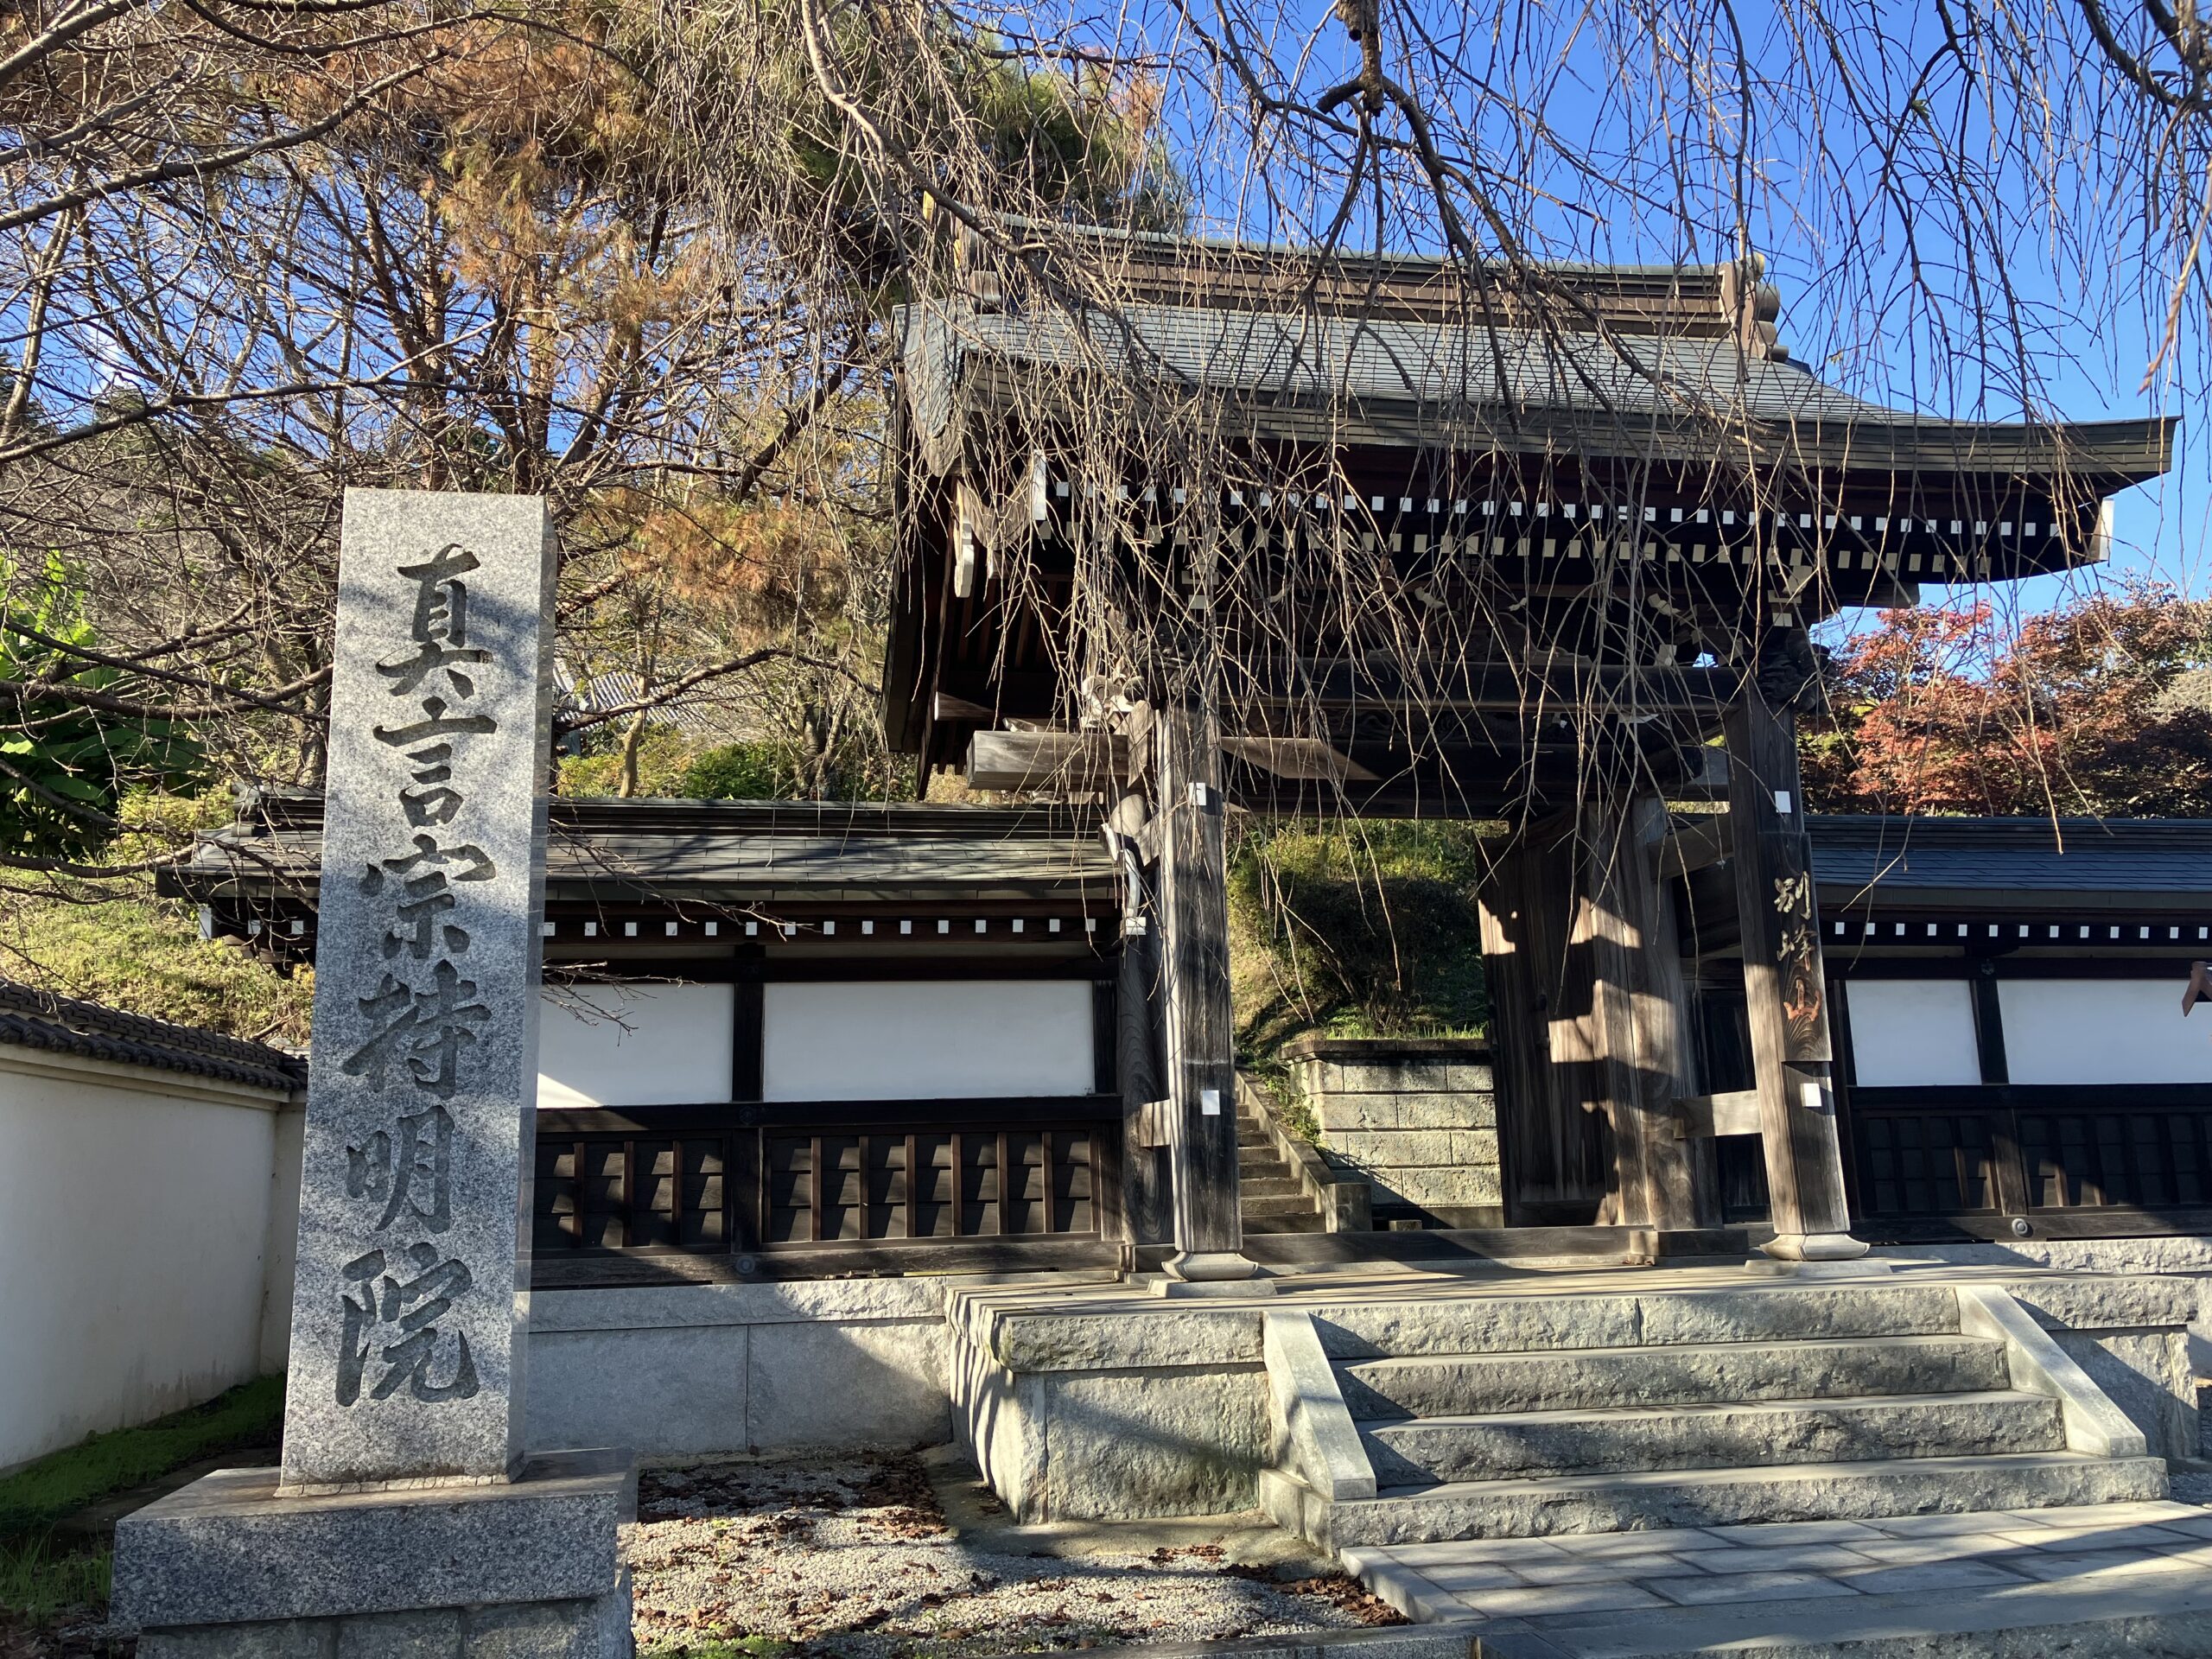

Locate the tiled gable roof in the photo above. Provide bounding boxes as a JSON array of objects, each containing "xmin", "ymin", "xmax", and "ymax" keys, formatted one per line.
[{"xmin": 0, "ymin": 979, "xmax": 303, "ymax": 1092}]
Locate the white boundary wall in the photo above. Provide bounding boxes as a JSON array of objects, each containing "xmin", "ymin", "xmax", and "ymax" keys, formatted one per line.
[{"xmin": 0, "ymin": 1046, "xmax": 303, "ymax": 1471}]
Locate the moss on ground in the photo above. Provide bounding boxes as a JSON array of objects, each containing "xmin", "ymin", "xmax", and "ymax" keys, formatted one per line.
[
  {"xmin": 0, "ymin": 1375, "xmax": 283, "ymax": 1637},
  {"xmin": 0, "ymin": 1376, "xmax": 283, "ymax": 1541},
  {"xmin": 0, "ymin": 1533, "xmax": 110, "ymax": 1629}
]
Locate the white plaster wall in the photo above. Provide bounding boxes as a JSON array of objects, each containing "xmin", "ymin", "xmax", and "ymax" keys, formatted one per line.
[
  {"xmin": 1847, "ymin": 979, "xmax": 1983, "ymax": 1087},
  {"xmin": 537, "ymin": 982, "xmax": 735, "ymax": 1109},
  {"xmin": 0, "ymin": 1056, "xmax": 296, "ymax": 1471},
  {"xmin": 761, "ymin": 981, "xmax": 1094, "ymax": 1101},
  {"xmin": 1998, "ymin": 978, "xmax": 2212, "ymax": 1085},
  {"xmin": 258, "ymin": 1102, "xmax": 307, "ymax": 1373}
]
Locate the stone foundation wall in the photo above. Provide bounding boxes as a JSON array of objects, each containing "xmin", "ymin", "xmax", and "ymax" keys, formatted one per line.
[
  {"xmin": 1875, "ymin": 1242, "xmax": 2210, "ymax": 1460},
  {"xmin": 528, "ymin": 1280, "xmax": 952, "ymax": 1460},
  {"xmin": 138, "ymin": 1582, "xmax": 631, "ymax": 1658},
  {"xmin": 945, "ymin": 1287, "xmax": 1268, "ymax": 1522},
  {"xmin": 1286, "ymin": 1038, "xmax": 1503, "ymax": 1226}
]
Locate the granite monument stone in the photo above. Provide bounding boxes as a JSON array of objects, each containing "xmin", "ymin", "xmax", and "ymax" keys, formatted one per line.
[
  {"xmin": 283, "ymin": 488, "xmax": 557, "ymax": 1490},
  {"xmin": 112, "ymin": 491, "xmax": 634, "ymax": 1656}
]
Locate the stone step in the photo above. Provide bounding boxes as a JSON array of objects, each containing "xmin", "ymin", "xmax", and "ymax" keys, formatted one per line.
[
  {"xmin": 1239, "ymin": 1174, "xmax": 1308, "ymax": 1201},
  {"xmin": 1339, "ymin": 1334, "xmax": 2011, "ymax": 1419},
  {"xmin": 1245, "ymin": 1207, "xmax": 1328, "ymax": 1236},
  {"xmin": 1360, "ymin": 1391, "xmax": 2067, "ymax": 1485},
  {"xmin": 1274, "ymin": 1452, "xmax": 2168, "ymax": 1548},
  {"xmin": 1244, "ymin": 1195, "xmax": 1325, "ymax": 1221},
  {"xmin": 1308, "ymin": 1282, "xmax": 1962, "ymax": 1360}
]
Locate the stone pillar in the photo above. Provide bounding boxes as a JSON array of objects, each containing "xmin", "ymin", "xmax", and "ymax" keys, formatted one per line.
[{"xmin": 113, "ymin": 491, "xmax": 635, "ymax": 1657}]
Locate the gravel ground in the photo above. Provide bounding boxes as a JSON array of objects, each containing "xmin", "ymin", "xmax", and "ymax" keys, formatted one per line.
[{"xmin": 626, "ymin": 1453, "xmax": 1402, "ymax": 1659}]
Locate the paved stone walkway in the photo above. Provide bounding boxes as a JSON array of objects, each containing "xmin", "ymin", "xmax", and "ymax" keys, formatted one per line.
[{"xmin": 1344, "ymin": 1500, "xmax": 2212, "ymax": 1656}]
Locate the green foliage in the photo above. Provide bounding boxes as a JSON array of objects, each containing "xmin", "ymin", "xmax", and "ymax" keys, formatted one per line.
[
  {"xmin": 703, "ymin": 3, "xmax": 1187, "ymax": 238},
  {"xmin": 678, "ymin": 741, "xmax": 798, "ymax": 800},
  {"xmin": 556, "ymin": 723, "xmax": 704, "ymax": 798},
  {"xmin": 0, "ymin": 876, "xmax": 314, "ymax": 1045},
  {"xmin": 1229, "ymin": 820, "xmax": 1491, "ymax": 1059},
  {"xmin": 0, "ymin": 1535, "xmax": 109, "ymax": 1628},
  {"xmin": 0, "ymin": 1376, "xmax": 283, "ymax": 1541},
  {"xmin": 0, "ymin": 556, "xmax": 203, "ymax": 859},
  {"xmin": 556, "ymin": 723, "xmax": 907, "ymax": 804}
]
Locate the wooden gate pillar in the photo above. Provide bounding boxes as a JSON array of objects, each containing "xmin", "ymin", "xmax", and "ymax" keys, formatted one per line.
[
  {"xmin": 1153, "ymin": 702, "xmax": 1257, "ymax": 1280},
  {"xmin": 1583, "ymin": 795, "xmax": 1707, "ymax": 1231},
  {"xmin": 1108, "ymin": 786, "xmax": 1172, "ymax": 1247},
  {"xmin": 1724, "ymin": 690, "xmax": 1866, "ymax": 1260}
]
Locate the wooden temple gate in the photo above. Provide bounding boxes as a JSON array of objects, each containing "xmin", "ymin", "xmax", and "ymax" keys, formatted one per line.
[{"xmin": 887, "ymin": 232, "xmax": 2171, "ymax": 1275}]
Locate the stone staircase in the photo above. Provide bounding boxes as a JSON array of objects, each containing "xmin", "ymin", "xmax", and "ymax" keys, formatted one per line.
[
  {"xmin": 1239, "ymin": 1097, "xmax": 1325, "ymax": 1235},
  {"xmin": 1261, "ymin": 1277, "xmax": 2166, "ymax": 1550}
]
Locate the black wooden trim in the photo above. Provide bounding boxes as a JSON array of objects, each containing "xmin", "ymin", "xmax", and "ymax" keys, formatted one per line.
[
  {"xmin": 538, "ymin": 1095, "xmax": 1122, "ymax": 1137},
  {"xmin": 542, "ymin": 956, "xmax": 747, "ymax": 982},
  {"xmin": 531, "ymin": 1236, "xmax": 1122, "ymax": 1287},
  {"xmin": 1092, "ymin": 980, "xmax": 1118, "ymax": 1096},
  {"xmin": 1837, "ymin": 956, "xmax": 2204, "ymax": 981},
  {"xmin": 1831, "ymin": 976, "xmax": 1858, "ymax": 1090},
  {"xmin": 746, "ymin": 955, "xmax": 1112, "ymax": 982},
  {"xmin": 732, "ymin": 980, "xmax": 765, "ymax": 1103},
  {"xmin": 1858, "ymin": 1207, "xmax": 2212, "ymax": 1244},
  {"xmin": 1828, "ymin": 975, "xmax": 1862, "ymax": 1218},
  {"xmin": 1849, "ymin": 1083, "xmax": 2212, "ymax": 1112},
  {"xmin": 1970, "ymin": 960, "xmax": 2010, "ymax": 1084}
]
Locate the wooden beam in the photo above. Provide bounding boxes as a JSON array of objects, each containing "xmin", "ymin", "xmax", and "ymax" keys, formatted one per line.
[
  {"xmin": 1219, "ymin": 735, "xmax": 1377, "ymax": 782},
  {"xmin": 1675, "ymin": 1090, "xmax": 1763, "ymax": 1139},
  {"xmin": 1661, "ymin": 813, "xmax": 1730, "ymax": 879},
  {"xmin": 933, "ymin": 690, "xmax": 996, "ymax": 723},
  {"xmin": 1243, "ymin": 659, "xmax": 1742, "ymax": 715},
  {"xmin": 1675, "ymin": 744, "xmax": 1732, "ymax": 799},
  {"xmin": 966, "ymin": 729, "xmax": 1128, "ymax": 792},
  {"xmin": 1109, "ymin": 788, "xmax": 1172, "ymax": 1246},
  {"xmin": 1725, "ymin": 690, "xmax": 1864, "ymax": 1260},
  {"xmin": 1573, "ymin": 796, "xmax": 1705, "ymax": 1230}
]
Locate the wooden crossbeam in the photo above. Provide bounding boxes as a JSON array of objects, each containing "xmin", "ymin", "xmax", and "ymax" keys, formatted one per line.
[
  {"xmin": 966, "ymin": 729, "xmax": 1128, "ymax": 791},
  {"xmin": 1219, "ymin": 735, "xmax": 1376, "ymax": 782},
  {"xmin": 1661, "ymin": 813, "xmax": 1731, "ymax": 878},
  {"xmin": 1675, "ymin": 1090, "xmax": 1762, "ymax": 1140}
]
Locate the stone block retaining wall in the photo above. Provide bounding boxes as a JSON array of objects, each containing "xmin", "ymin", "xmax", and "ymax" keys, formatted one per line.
[
  {"xmin": 945, "ymin": 1288, "xmax": 1269, "ymax": 1522},
  {"xmin": 1286, "ymin": 1037, "xmax": 1503, "ymax": 1226},
  {"xmin": 520, "ymin": 1266, "xmax": 2202, "ymax": 1521},
  {"xmin": 528, "ymin": 1279, "xmax": 953, "ymax": 1460}
]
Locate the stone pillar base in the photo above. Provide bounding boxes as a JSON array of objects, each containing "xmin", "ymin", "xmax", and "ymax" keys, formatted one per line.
[
  {"xmin": 1760, "ymin": 1230, "xmax": 1872, "ymax": 1262},
  {"xmin": 113, "ymin": 1448, "xmax": 634, "ymax": 1658},
  {"xmin": 1162, "ymin": 1249, "xmax": 1268, "ymax": 1283}
]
